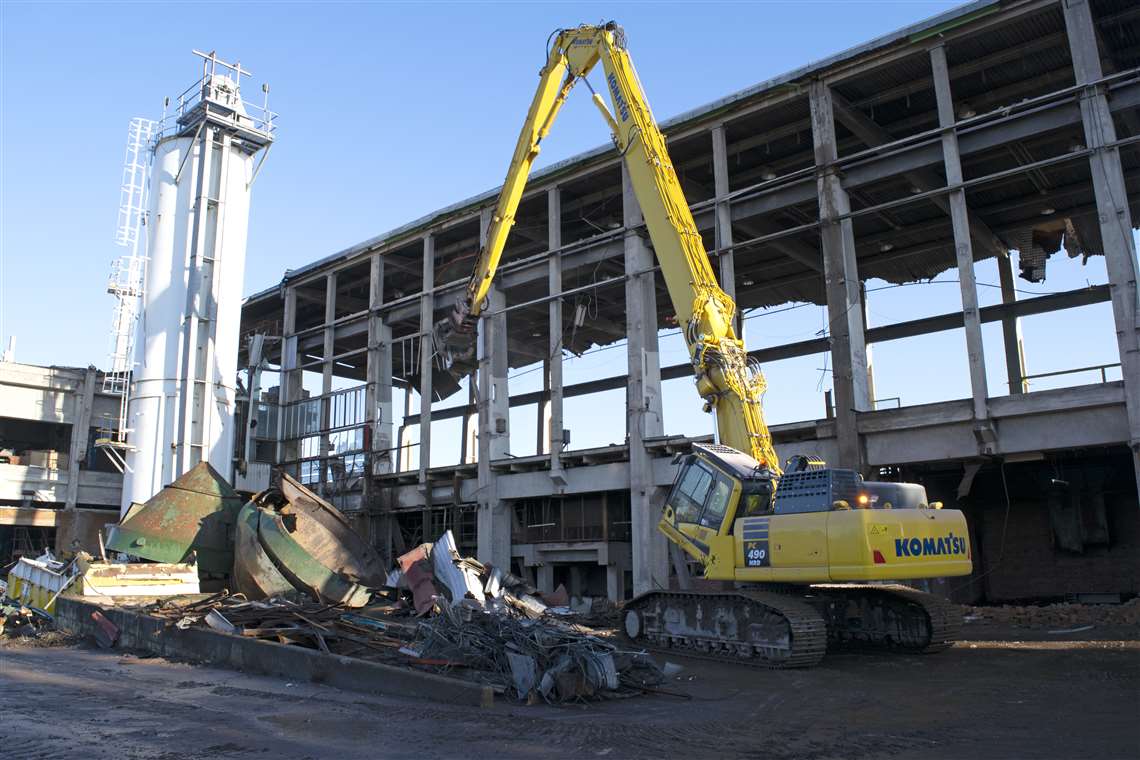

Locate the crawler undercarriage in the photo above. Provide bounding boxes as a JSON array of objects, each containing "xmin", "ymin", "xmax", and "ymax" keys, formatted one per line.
[{"xmin": 623, "ymin": 584, "xmax": 961, "ymax": 668}]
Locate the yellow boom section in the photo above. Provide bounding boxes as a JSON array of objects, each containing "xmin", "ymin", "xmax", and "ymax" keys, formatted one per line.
[{"xmin": 455, "ymin": 23, "xmax": 779, "ymax": 471}]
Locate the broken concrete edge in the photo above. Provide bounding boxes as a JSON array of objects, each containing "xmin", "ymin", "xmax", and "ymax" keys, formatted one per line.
[{"xmin": 54, "ymin": 596, "xmax": 494, "ymax": 708}]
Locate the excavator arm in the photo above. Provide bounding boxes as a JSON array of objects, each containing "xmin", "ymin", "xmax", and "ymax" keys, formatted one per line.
[{"xmin": 439, "ymin": 22, "xmax": 780, "ymax": 473}]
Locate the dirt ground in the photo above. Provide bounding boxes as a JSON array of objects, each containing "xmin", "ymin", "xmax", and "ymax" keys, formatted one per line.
[{"xmin": 1, "ymin": 619, "xmax": 1138, "ymax": 760}]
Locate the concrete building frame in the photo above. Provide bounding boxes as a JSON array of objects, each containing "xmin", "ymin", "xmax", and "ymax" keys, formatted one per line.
[{"xmin": 239, "ymin": 0, "xmax": 1140, "ymax": 602}]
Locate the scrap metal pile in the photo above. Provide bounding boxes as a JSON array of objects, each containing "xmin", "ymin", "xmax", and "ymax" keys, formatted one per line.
[
  {"xmin": 101, "ymin": 467, "xmax": 665, "ymax": 702},
  {"xmin": 386, "ymin": 530, "xmax": 665, "ymax": 701},
  {"xmin": 147, "ymin": 578, "xmax": 663, "ymax": 703},
  {"xmin": 0, "ymin": 599, "xmax": 53, "ymax": 639}
]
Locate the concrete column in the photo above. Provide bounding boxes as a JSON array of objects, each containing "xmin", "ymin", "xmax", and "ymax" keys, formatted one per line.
[
  {"xmin": 1063, "ymin": 0, "xmax": 1140, "ymax": 492},
  {"xmin": 623, "ymin": 164, "xmax": 668, "ymax": 596},
  {"xmin": 537, "ymin": 563, "xmax": 554, "ymax": 595},
  {"xmin": 397, "ymin": 387, "xmax": 414, "ymax": 472},
  {"xmin": 64, "ymin": 367, "xmax": 96, "ymax": 510},
  {"xmin": 460, "ymin": 380, "xmax": 477, "ymax": 464},
  {"xmin": 808, "ymin": 80, "xmax": 871, "ymax": 470},
  {"xmin": 997, "ymin": 254, "xmax": 1028, "ymax": 395},
  {"xmin": 419, "ymin": 236, "xmax": 435, "ymax": 540},
  {"xmin": 366, "ymin": 254, "xmax": 394, "ymax": 474},
  {"xmin": 419, "ymin": 235, "xmax": 435, "ymax": 485},
  {"xmin": 860, "ymin": 285, "xmax": 877, "ymax": 408},
  {"xmin": 320, "ymin": 273, "xmax": 337, "ymax": 494},
  {"xmin": 568, "ymin": 565, "xmax": 583, "ymax": 597},
  {"xmin": 548, "ymin": 187, "xmax": 566, "ymax": 484},
  {"xmin": 711, "ymin": 125, "xmax": 741, "ymax": 336},
  {"xmin": 477, "ymin": 207, "xmax": 511, "ymax": 568},
  {"xmin": 931, "ymin": 44, "xmax": 996, "ymax": 455},
  {"xmin": 276, "ymin": 286, "xmax": 300, "ymax": 467},
  {"xmin": 537, "ymin": 359, "xmax": 551, "ymax": 455},
  {"xmin": 606, "ymin": 564, "xmax": 623, "ymax": 602}
]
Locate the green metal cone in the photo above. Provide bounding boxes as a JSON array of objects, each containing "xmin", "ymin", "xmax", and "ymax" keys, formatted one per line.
[{"xmin": 105, "ymin": 462, "xmax": 242, "ymax": 574}]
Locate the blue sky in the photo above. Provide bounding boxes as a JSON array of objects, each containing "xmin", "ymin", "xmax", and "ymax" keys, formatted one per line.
[{"xmin": 0, "ymin": 1, "xmax": 1126, "ymax": 460}]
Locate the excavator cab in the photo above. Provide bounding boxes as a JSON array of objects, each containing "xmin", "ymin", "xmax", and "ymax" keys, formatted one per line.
[{"xmin": 660, "ymin": 444, "xmax": 776, "ymax": 562}]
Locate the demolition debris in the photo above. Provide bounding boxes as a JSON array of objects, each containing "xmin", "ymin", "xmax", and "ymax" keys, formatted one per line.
[{"xmin": 140, "ymin": 530, "xmax": 667, "ymax": 705}]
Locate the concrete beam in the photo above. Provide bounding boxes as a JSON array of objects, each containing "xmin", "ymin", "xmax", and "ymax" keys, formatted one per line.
[
  {"xmin": 406, "ymin": 284, "xmax": 1109, "ymax": 431},
  {"xmin": 830, "ymin": 89, "xmax": 1007, "ymax": 257},
  {"xmin": 54, "ymin": 597, "xmax": 493, "ymax": 707},
  {"xmin": 931, "ymin": 44, "xmax": 996, "ymax": 455}
]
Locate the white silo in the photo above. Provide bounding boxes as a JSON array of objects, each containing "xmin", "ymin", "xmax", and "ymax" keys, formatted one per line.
[{"xmin": 121, "ymin": 51, "xmax": 275, "ymax": 513}]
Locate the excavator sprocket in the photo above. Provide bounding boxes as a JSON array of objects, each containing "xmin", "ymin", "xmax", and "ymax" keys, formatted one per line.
[{"xmin": 623, "ymin": 589, "xmax": 829, "ymax": 669}]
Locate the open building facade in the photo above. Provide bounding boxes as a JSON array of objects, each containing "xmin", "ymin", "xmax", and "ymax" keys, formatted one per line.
[
  {"xmin": 235, "ymin": 0, "xmax": 1139, "ymax": 603},
  {"xmin": 0, "ymin": 362, "xmax": 124, "ymax": 565}
]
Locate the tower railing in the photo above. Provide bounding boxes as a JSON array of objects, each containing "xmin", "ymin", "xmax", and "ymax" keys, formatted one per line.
[{"xmin": 153, "ymin": 51, "xmax": 277, "ymax": 143}]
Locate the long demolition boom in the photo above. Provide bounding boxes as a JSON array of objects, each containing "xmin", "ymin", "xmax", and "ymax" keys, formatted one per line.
[{"xmin": 440, "ymin": 22, "xmax": 780, "ymax": 472}]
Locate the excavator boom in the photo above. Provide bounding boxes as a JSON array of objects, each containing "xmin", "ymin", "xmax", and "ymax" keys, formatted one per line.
[{"xmin": 439, "ymin": 23, "xmax": 779, "ymax": 471}]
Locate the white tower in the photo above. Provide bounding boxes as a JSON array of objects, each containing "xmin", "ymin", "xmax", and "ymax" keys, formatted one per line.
[{"xmin": 121, "ymin": 51, "xmax": 275, "ymax": 513}]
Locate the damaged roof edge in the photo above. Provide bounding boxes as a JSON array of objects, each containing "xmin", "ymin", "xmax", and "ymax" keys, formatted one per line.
[{"xmin": 243, "ymin": 0, "xmax": 1001, "ymax": 307}]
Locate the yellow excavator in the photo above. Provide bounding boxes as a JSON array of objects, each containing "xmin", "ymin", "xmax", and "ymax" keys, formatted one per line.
[{"xmin": 438, "ymin": 22, "xmax": 973, "ymax": 667}]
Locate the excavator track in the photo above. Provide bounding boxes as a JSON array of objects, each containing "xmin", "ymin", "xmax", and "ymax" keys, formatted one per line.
[
  {"xmin": 623, "ymin": 589, "xmax": 828, "ymax": 669},
  {"xmin": 807, "ymin": 583, "xmax": 961, "ymax": 654},
  {"xmin": 623, "ymin": 584, "xmax": 959, "ymax": 669}
]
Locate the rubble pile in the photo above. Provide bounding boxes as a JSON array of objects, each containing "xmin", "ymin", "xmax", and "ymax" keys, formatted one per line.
[
  {"xmin": 410, "ymin": 602, "xmax": 663, "ymax": 702},
  {"xmin": 141, "ymin": 530, "xmax": 664, "ymax": 703},
  {"xmin": 145, "ymin": 591, "xmax": 416, "ymax": 652},
  {"xmin": 963, "ymin": 598, "xmax": 1140, "ymax": 629},
  {"xmin": 0, "ymin": 601, "xmax": 53, "ymax": 639},
  {"xmin": 1, "ymin": 570, "xmax": 57, "ymax": 640}
]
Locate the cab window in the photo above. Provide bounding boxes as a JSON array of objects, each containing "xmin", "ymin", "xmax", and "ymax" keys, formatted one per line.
[
  {"xmin": 741, "ymin": 480, "xmax": 774, "ymax": 516},
  {"xmin": 700, "ymin": 475, "xmax": 734, "ymax": 529},
  {"xmin": 673, "ymin": 461, "xmax": 714, "ymax": 523}
]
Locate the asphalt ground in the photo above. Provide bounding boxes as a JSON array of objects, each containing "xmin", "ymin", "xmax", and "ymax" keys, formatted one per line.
[{"xmin": 1, "ymin": 622, "xmax": 1137, "ymax": 759}]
